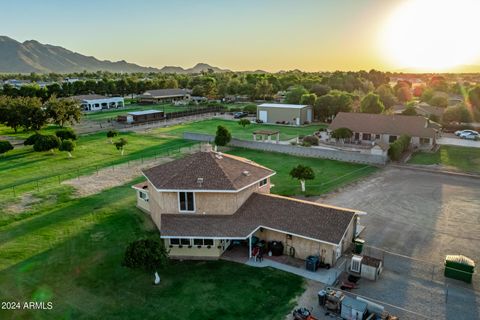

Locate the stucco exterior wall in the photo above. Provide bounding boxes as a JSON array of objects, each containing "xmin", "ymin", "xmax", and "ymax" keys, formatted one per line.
[{"xmin": 167, "ymin": 239, "xmax": 228, "ymax": 259}]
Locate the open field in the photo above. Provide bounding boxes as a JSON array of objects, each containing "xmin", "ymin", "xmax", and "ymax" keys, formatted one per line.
[
  {"xmin": 155, "ymin": 118, "xmax": 327, "ymax": 141},
  {"xmin": 408, "ymin": 145, "xmax": 480, "ymax": 174},
  {"xmin": 0, "ymin": 181, "xmax": 304, "ymax": 320},
  {"xmin": 226, "ymin": 148, "xmax": 377, "ymax": 196}
]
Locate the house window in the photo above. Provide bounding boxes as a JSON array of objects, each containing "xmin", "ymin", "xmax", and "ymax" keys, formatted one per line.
[
  {"xmin": 193, "ymin": 239, "xmax": 203, "ymax": 246},
  {"xmin": 375, "ymin": 134, "xmax": 380, "ymax": 139},
  {"xmin": 420, "ymin": 138, "xmax": 430, "ymax": 144},
  {"xmin": 180, "ymin": 238, "xmax": 191, "ymax": 246},
  {"xmin": 170, "ymin": 238, "xmax": 180, "ymax": 245},
  {"xmin": 193, "ymin": 238, "xmax": 214, "ymax": 246},
  {"xmin": 259, "ymin": 178, "xmax": 268, "ymax": 187},
  {"xmin": 139, "ymin": 191, "xmax": 148, "ymax": 201},
  {"xmin": 389, "ymin": 135, "xmax": 397, "ymax": 143},
  {"xmin": 179, "ymin": 192, "xmax": 195, "ymax": 212},
  {"xmin": 362, "ymin": 133, "xmax": 372, "ymax": 141}
]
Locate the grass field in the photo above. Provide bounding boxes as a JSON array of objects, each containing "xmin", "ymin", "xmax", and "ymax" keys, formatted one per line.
[
  {"xmin": 408, "ymin": 145, "xmax": 480, "ymax": 174},
  {"xmin": 83, "ymin": 103, "xmax": 192, "ymax": 122},
  {"xmin": 0, "ymin": 181, "xmax": 304, "ymax": 320},
  {"xmin": 155, "ymin": 118, "xmax": 326, "ymax": 141},
  {"xmin": 226, "ymin": 148, "xmax": 378, "ymax": 196}
]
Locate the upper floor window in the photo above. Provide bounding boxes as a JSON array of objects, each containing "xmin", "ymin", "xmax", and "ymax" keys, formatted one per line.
[
  {"xmin": 179, "ymin": 192, "xmax": 195, "ymax": 212},
  {"xmin": 259, "ymin": 178, "xmax": 268, "ymax": 187},
  {"xmin": 139, "ymin": 191, "xmax": 148, "ymax": 201},
  {"xmin": 389, "ymin": 135, "xmax": 397, "ymax": 143}
]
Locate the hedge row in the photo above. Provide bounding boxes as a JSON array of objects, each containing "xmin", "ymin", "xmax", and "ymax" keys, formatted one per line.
[{"xmin": 388, "ymin": 135, "xmax": 411, "ymax": 161}]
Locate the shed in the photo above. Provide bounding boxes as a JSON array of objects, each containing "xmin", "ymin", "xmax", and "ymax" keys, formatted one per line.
[
  {"xmin": 360, "ymin": 255, "xmax": 383, "ymax": 281},
  {"xmin": 341, "ymin": 296, "xmax": 367, "ymax": 320},
  {"xmin": 117, "ymin": 110, "xmax": 164, "ymax": 124},
  {"xmin": 257, "ymin": 103, "xmax": 313, "ymax": 126},
  {"xmin": 444, "ymin": 255, "xmax": 475, "ymax": 283}
]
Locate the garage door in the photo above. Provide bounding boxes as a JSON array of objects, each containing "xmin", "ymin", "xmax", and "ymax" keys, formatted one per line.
[{"xmin": 259, "ymin": 110, "xmax": 268, "ymax": 122}]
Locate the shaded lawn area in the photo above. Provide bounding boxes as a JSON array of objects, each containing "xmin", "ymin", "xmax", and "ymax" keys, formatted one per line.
[
  {"xmin": 155, "ymin": 118, "xmax": 326, "ymax": 141},
  {"xmin": 0, "ymin": 124, "xmax": 62, "ymax": 139},
  {"xmin": 0, "ymin": 181, "xmax": 303, "ymax": 320},
  {"xmin": 408, "ymin": 145, "xmax": 480, "ymax": 174},
  {"xmin": 227, "ymin": 148, "xmax": 378, "ymax": 196}
]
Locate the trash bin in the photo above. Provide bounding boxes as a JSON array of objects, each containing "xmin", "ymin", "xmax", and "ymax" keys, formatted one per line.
[
  {"xmin": 318, "ymin": 290, "xmax": 326, "ymax": 306},
  {"xmin": 354, "ymin": 239, "xmax": 365, "ymax": 254},
  {"xmin": 306, "ymin": 255, "xmax": 319, "ymax": 272}
]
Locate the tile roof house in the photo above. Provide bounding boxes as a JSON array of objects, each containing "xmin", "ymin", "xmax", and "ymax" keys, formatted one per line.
[
  {"xmin": 71, "ymin": 94, "xmax": 124, "ymax": 111},
  {"xmin": 138, "ymin": 88, "xmax": 192, "ymax": 104},
  {"xmin": 133, "ymin": 145, "xmax": 362, "ymax": 265},
  {"xmin": 329, "ymin": 112, "xmax": 440, "ymax": 149}
]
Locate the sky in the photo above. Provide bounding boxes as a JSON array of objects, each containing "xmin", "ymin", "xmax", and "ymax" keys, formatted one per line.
[{"xmin": 1, "ymin": 0, "xmax": 480, "ymax": 72}]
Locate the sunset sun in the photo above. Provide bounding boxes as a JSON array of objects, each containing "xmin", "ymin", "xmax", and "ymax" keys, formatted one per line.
[{"xmin": 381, "ymin": 0, "xmax": 480, "ymax": 71}]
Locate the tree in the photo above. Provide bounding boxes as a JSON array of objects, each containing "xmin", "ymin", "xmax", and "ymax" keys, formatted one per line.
[
  {"xmin": 254, "ymin": 78, "xmax": 274, "ymax": 100},
  {"xmin": 24, "ymin": 133, "xmax": 43, "ymax": 146},
  {"xmin": 331, "ymin": 127, "xmax": 353, "ymax": 140},
  {"xmin": 33, "ymin": 135, "xmax": 61, "ymax": 153},
  {"xmin": 122, "ymin": 238, "xmax": 168, "ymax": 273},
  {"xmin": 360, "ymin": 93, "xmax": 384, "ymax": 114},
  {"xmin": 242, "ymin": 104, "xmax": 257, "ymax": 114},
  {"xmin": 238, "ymin": 119, "xmax": 251, "ymax": 128},
  {"xmin": 300, "ymin": 93, "xmax": 317, "ymax": 106},
  {"xmin": 468, "ymin": 86, "xmax": 480, "ymax": 110},
  {"xmin": 214, "ymin": 125, "xmax": 231, "ymax": 146},
  {"xmin": 284, "ymin": 85, "xmax": 308, "ymax": 104},
  {"xmin": 289, "ymin": 165, "xmax": 315, "ymax": 192},
  {"xmin": 402, "ymin": 106, "xmax": 417, "ymax": 116},
  {"xmin": 314, "ymin": 90, "xmax": 353, "ymax": 121},
  {"xmin": 310, "ymin": 84, "xmax": 331, "ymax": 97},
  {"xmin": 429, "ymin": 95, "xmax": 448, "ymax": 108},
  {"xmin": 107, "ymin": 130, "xmax": 118, "ymax": 143},
  {"xmin": 396, "ymin": 86, "xmax": 412, "ymax": 103},
  {"xmin": 114, "ymin": 138, "xmax": 128, "ymax": 156},
  {"xmin": 0, "ymin": 140, "xmax": 13, "ymax": 156},
  {"xmin": 56, "ymin": 128, "xmax": 77, "ymax": 141},
  {"xmin": 443, "ymin": 105, "xmax": 472, "ymax": 123},
  {"xmin": 45, "ymin": 96, "xmax": 82, "ymax": 127},
  {"xmin": 375, "ymin": 84, "xmax": 397, "ymax": 109},
  {"xmin": 59, "ymin": 139, "xmax": 75, "ymax": 158}
]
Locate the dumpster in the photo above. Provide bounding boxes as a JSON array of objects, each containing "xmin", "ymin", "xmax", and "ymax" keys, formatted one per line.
[
  {"xmin": 306, "ymin": 255, "xmax": 319, "ymax": 272},
  {"xmin": 444, "ymin": 255, "xmax": 475, "ymax": 283},
  {"xmin": 353, "ymin": 238, "xmax": 365, "ymax": 254}
]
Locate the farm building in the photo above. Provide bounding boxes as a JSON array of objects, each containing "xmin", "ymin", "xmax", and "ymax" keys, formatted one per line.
[
  {"xmin": 138, "ymin": 88, "xmax": 192, "ymax": 104},
  {"xmin": 257, "ymin": 103, "xmax": 313, "ymax": 126},
  {"xmin": 72, "ymin": 94, "xmax": 124, "ymax": 111},
  {"xmin": 117, "ymin": 110, "xmax": 164, "ymax": 124}
]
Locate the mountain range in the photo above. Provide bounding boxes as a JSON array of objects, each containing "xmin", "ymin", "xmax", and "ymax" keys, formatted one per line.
[{"xmin": 0, "ymin": 36, "xmax": 230, "ymax": 74}]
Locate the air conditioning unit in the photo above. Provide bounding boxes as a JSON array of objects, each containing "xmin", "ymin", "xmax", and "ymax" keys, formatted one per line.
[{"xmin": 351, "ymin": 255, "xmax": 363, "ymax": 273}]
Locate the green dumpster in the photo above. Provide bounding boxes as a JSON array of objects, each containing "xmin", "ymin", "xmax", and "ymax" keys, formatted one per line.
[
  {"xmin": 444, "ymin": 255, "xmax": 475, "ymax": 283},
  {"xmin": 353, "ymin": 239, "xmax": 365, "ymax": 254}
]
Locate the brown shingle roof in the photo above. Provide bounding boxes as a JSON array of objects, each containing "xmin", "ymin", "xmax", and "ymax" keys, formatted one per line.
[
  {"xmin": 143, "ymin": 152, "xmax": 274, "ymax": 191},
  {"xmin": 70, "ymin": 94, "xmax": 107, "ymax": 100},
  {"xmin": 329, "ymin": 112, "xmax": 437, "ymax": 138},
  {"xmin": 161, "ymin": 193, "xmax": 356, "ymax": 245}
]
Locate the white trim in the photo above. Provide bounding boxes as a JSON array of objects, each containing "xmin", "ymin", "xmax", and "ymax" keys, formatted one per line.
[
  {"xmin": 131, "ymin": 185, "xmax": 149, "ymax": 192},
  {"xmin": 177, "ymin": 191, "xmax": 196, "ymax": 213},
  {"xmin": 144, "ymin": 172, "xmax": 276, "ymax": 193},
  {"xmin": 161, "ymin": 235, "xmax": 247, "ymax": 240}
]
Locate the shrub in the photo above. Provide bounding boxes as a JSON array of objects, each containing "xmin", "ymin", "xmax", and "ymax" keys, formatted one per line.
[
  {"xmin": 123, "ymin": 238, "xmax": 168, "ymax": 272},
  {"xmin": 243, "ymin": 104, "xmax": 257, "ymax": 114},
  {"xmin": 302, "ymin": 135, "xmax": 319, "ymax": 146},
  {"xmin": 331, "ymin": 127, "xmax": 353, "ymax": 140},
  {"xmin": 388, "ymin": 135, "xmax": 411, "ymax": 161},
  {"xmin": 55, "ymin": 128, "xmax": 77, "ymax": 140},
  {"xmin": 214, "ymin": 125, "xmax": 232, "ymax": 146},
  {"xmin": 238, "ymin": 119, "xmax": 251, "ymax": 128},
  {"xmin": 24, "ymin": 133, "xmax": 43, "ymax": 146},
  {"xmin": 59, "ymin": 139, "xmax": 75, "ymax": 157},
  {"xmin": 33, "ymin": 135, "xmax": 61, "ymax": 152},
  {"xmin": 0, "ymin": 140, "xmax": 14, "ymax": 155}
]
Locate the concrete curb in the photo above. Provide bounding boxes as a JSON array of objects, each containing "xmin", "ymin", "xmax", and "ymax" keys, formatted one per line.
[{"xmin": 389, "ymin": 164, "xmax": 480, "ymax": 179}]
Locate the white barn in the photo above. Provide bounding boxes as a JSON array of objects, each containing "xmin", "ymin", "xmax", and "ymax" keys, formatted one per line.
[{"xmin": 72, "ymin": 94, "xmax": 125, "ymax": 111}]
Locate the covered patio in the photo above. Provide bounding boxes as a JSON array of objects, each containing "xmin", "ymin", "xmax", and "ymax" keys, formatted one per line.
[{"xmin": 252, "ymin": 130, "xmax": 280, "ymax": 143}]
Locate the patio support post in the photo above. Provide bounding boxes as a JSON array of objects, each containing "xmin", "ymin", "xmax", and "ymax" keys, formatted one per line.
[
  {"xmin": 267, "ymin": 134, "xmax": 271, "ymax": 143},
  {"xmin": 253, "ymin": 133, "xmax": 256, "ymax": 141},
  {"xmin": 249, "ymin": 236, "xmax": 252, "ymax": 259},
  {"xmin": 276, "ymin": 132, "xmax": 280, "ymax": 144}
]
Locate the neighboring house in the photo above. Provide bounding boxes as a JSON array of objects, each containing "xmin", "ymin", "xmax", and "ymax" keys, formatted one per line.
[
  {"xmin": 138, "ymin": 88, "xmax": 192, "ymax": 104},
  {"xmin": 71, "ymin": 94, "xmax": 124, "ymax": 111},
  {"xmin": 117, "ymin": 110, "xmax": 165, "ymax": 124},
  {"xmin": 329, "ymin": 112, "xmax": 439, "ymax": 149},
  {"xmin": 257, "ymin": 103, "xmax": 313, "ymax": 126},
  {"xmin": 392, "ymin": 102, "xmax": 444, "ymax": 120},
  {"xmin": 133, "ymin": 145, "xmax": 362, "ymax": 265}
]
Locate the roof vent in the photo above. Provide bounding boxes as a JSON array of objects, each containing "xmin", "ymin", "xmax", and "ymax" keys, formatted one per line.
[
  {"xmin": 197, "ymin": 177, "xmax": 204, "ymax": 185},
  {"xmin": 215, "ymin": 153, "xmax": 223, "ymax": 159},
  {"xmin": 242, "ymin": 170, "xmax": 251, "ymax": 176}
]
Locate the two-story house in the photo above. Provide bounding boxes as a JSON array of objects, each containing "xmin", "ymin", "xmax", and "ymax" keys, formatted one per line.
[{"xmin": 133, "ymin": 144, "xmax": 362, "ymax": 266}]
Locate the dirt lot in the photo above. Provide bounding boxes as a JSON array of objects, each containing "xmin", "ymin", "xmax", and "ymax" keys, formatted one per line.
[{"xmin": 314, "ymin": 167, "xmax": 480, "ymax": 319}]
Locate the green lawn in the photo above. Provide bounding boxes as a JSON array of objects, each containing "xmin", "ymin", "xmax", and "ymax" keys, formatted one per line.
[
  {"xmin": 155, "ymin": 118, "xmax": 326, "ymax": 141},
  {"xmin": 0, "ymin": 181, "xmax": 304, "ymax": 320},
  {"xmin": 84, "ymin": 103, "xmax": 192, "ymax": 122},
  {"xmin": 226, "ymin": 148, "xmax": 378, "ymax": 196},
  {"xmin": 408, "ymin": 145, "xmax": 480, "ymax": 174}
]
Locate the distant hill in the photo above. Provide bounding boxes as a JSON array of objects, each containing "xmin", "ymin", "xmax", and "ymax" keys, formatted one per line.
[
  {"xmin": 0, "ymin": 36, "xmax": 230, "ymax": 74},
  {"xmin": 397, "ymin": 64, "xmax": 480, "ymax": 74}
]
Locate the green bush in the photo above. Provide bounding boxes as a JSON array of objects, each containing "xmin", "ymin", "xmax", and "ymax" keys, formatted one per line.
[
  {"xmin": 243, "ymin": 104, "xmax": 257, "ymax": 114},
  {"xmin": 33, "ymin": 135, "xmax": 61, "ymax": 152},
  {"xmin": 214, "ymin": 125, "xmax": 232, "ymax": 146},
  {"xmin": 55, "ymin": 128, "xmax": 77, "ymax": 141},
  {"xmin": 24, "ymin": 133, "xmax": 43, "ymax": 146},
  {"xmin": 302, "ymin": 135, "xmax": 319, "ymax": 146},
  {"xmin": 122, "ymin": 238, "xmax": 168, "ymax": 272},
  {"xmin": 0, "ymin": 140, "xmax": 14, "ymax": 155},
  {"xmin": 331, "ymin": 127, "xmax": 353, "ymax": 139},
  {"xmin": 388, "ymin": 135, "xmax": 411, "ymax": 161}
]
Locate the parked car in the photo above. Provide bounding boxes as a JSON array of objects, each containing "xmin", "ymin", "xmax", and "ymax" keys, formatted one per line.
[
  {"xmin": 233, "ymin": 111, "xmax": 248, "ymax": 119},
  {"xmin": 461, "ymin": 132, "xmax": 479, "ymax": 140},
  {"xmin": 455, "ymin": 129, "xmax": 477, "ymax": 136}
]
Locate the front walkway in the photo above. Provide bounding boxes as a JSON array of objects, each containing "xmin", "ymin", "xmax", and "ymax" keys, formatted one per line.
[{"xmin": 221, "ymin": 245, "xmax": 346, "ymax": 285}]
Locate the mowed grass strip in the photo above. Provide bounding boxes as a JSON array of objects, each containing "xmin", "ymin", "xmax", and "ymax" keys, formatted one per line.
[
  {"xmin": 408, "ymin": 145, "xmax": 480, "ymax": 174},
  {"xmin": 0, "ymin": 181, "xmax": 303, "ymax": 320},
  {"xmin": 155, "ymin": 118, "xmax": 326, "ymax": 141},
  {"xmin": 226, "ymin": 148, "xmax": 378, "ymax": 196}
]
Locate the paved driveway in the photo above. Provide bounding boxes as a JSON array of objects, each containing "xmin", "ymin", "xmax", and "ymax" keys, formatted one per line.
[
  {"xmin": 322, "ymin": 167, "xmax": 480, "ymax": 262},
  {"xmin": 438, "ymin": 133, "xmax": 480, "ymax": 148}
]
